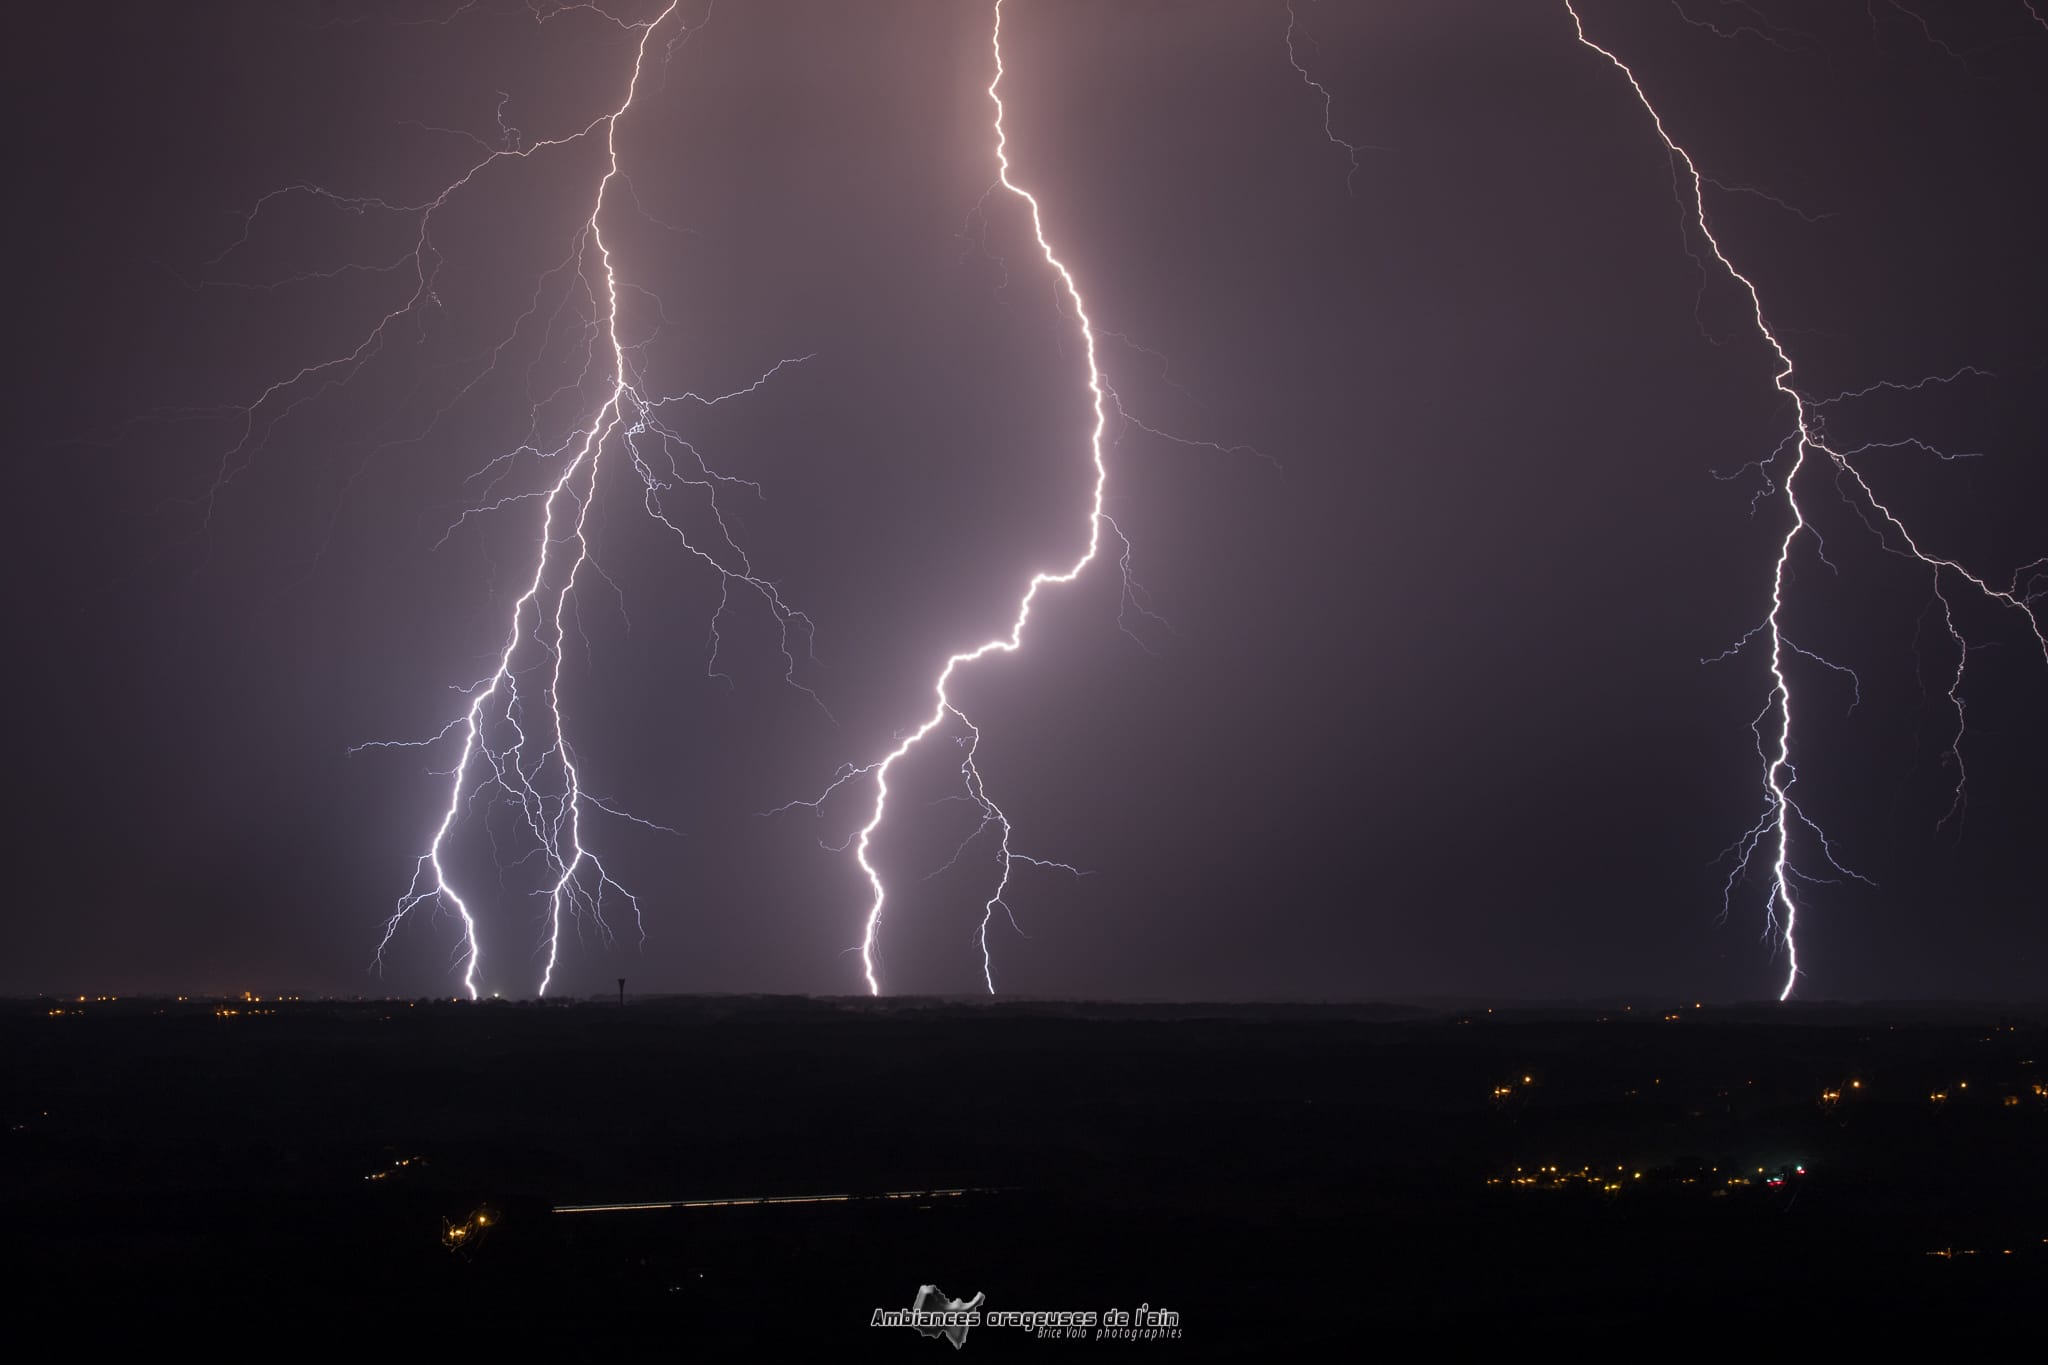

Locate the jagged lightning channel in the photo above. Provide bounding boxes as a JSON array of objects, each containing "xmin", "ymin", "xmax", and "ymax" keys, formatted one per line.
[
  {"xmin": 1283, "ymin": 0, "xmax": 1370, "ymax": 192},
  {"xmin": 1565, "ymin": 2, "xmax": 2047, "ymax": 999},
  {"xmin": 382, "ymin": 1, "xmax": 679, "ymax": 1002},
  {"xmin": 200, "ymin": 2, "xmax": 819, "ymax": 998},
  {"xmin": 789, "ymin": 0, "xmax": 1111, "ymax": 997}
]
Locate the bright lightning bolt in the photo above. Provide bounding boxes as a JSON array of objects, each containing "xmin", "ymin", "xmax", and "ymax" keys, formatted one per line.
[
  {"xmin": 778, "ymin": 0, "xmax": 1111, "ymax": 996},
  {"xmin": 197, "ymin": 2, "xmax": 821, "ymax": 999},
  {"xmin": 1565, "ymin": 3, "xmax": 2048, "ymax": 999},
  {"xmin": 382, "ymin": 0, "xmax": 683, "ymax": 1001}
]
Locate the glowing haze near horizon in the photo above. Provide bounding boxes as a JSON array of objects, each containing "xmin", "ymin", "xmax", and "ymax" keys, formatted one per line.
[{"xmin": 11, "ymin": 0, "xmax": 2046, "ymax": 1002}]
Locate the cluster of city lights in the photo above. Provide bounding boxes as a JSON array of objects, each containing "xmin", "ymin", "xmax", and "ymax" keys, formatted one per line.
[
  {"xmin": 1491, "ymin": 1163, "xmax": 1807, "ymax": 1195},
  {"xmin": 1818, "ymin": 1079, "xmax": 1864, "ymax": 1110},
  {"xmin": 1491, "ymin": 1075, "xmax": 1537, "ymax": 1104},
  {"xmin": 441, "ymin": 1205, "xmax": 499, "ymax": 1252},
  {"xmin": 1489, "ymin": 1164, "xmax": 1646, "ymax": 1195},
  {"xmin": 1925, "ymin": 1241, "xmax": 2047, "ymax": 1260}
]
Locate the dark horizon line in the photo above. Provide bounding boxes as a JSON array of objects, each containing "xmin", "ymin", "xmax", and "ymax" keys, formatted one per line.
[{"xmin": 15, "ymin": 991, "xmax": 2048, "ymax": 1016}]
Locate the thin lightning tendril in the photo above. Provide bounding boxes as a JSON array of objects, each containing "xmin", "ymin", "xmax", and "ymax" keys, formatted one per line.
[
  {"xmin": 1667, "ymin": 0, "xmax": 1811, "ymax": 52},
  {"xmin": 1283, "ymin": 0, "xmax": 1373, "ymax": 193},
  {"xmin": 1566, "ymin": 3, "xmax": 2047, "ymax": 999}
]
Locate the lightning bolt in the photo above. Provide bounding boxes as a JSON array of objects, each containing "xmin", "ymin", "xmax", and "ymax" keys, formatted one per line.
[
  {"xmin": 1877, "ymin": 1, "xmax": 1976, "ymax": 73},
  {"xmin": 772, "ymin": 0, "xmax": 1111, "ymax": 996},
  {"xmin": 848, "ymin": 0, "xmax": 1113, "ymax": 996},
  {"xmin": 1283, "ymin": 0, "xmax": 1372, "ymax": 192},
  {"xmin": 1565, "ymin": 3, "xmax": 2048, "ymax": 999},
  {"xmin": 197, "ymin": 1, "xmax": 821, "ymax": 998},
  {"xmin": 1666, "ymin": 0, "xmax": 1811, "ymax": 52}
]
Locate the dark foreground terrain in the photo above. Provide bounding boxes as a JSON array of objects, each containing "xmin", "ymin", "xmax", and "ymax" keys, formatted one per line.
[{"xmin": 5, "ymin": 996, "xmax": 2044, "ymax": 1351}]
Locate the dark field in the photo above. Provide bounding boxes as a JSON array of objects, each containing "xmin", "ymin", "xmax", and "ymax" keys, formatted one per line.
[{"xmin": 6, "ymin": 997, "xmax": 2043, "ymax": 1351}]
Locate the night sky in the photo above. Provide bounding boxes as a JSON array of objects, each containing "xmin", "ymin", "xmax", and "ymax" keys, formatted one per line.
[{"xmin": 12, "ymin": 0, "xmax": 2046, "ymax": 1002}]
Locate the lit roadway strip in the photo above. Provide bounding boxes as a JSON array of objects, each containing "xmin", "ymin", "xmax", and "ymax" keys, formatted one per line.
[{"xmin": 552, "ymin": 1187, "xmax": 995, "ymax": 1214}]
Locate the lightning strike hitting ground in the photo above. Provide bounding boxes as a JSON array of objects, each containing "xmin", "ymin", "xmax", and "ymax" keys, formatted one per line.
[
  {"xmin": 779, "ymin": 0, "xmax": 1111, "ymax": 996},
  {"xmin": 1565, "ymin": 3, "xmax": 2048, "ymax": 999},
  {"xmin": 201, "ymin": 2, "xmax": 820, "ymax": 998}
]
